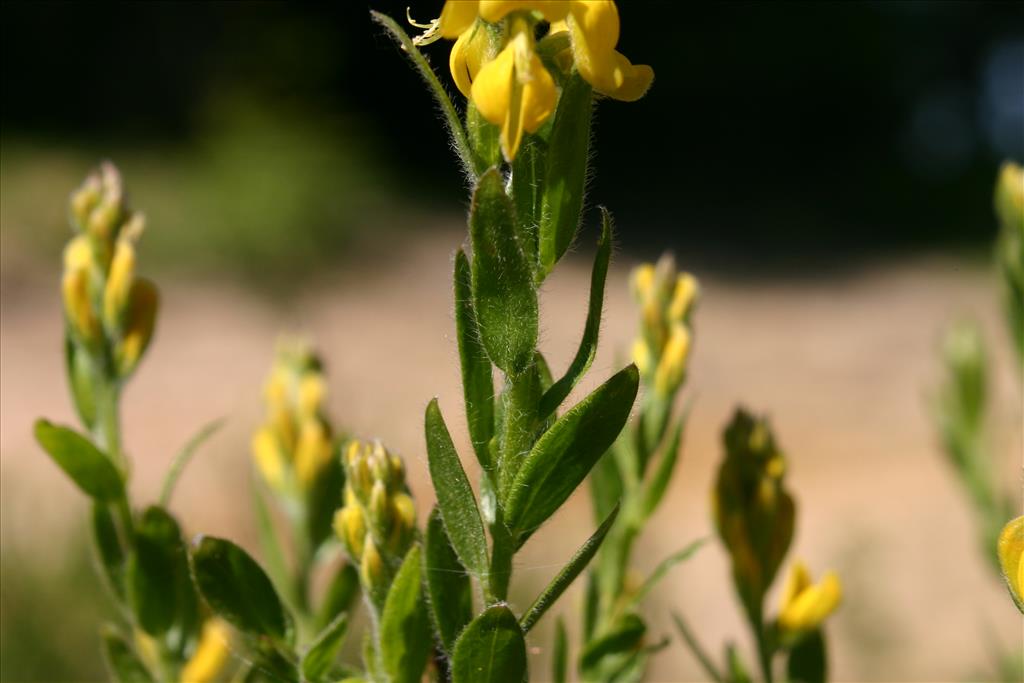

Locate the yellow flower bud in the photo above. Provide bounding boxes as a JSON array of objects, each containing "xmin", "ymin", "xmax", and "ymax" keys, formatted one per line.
[
  {"xmin": 995, "ymin": 161, "xmax": 1023, "ymax": 233},
  {"xmin": 777, "ymin": 561, "xmax": 842, "ymax": 636},
  {"xmin": 360, "ymin": 535, "xmax": 385, "ymax": 592},
  {"xmin": 369, "ymin": 480, "xmax": 391, "ymax": 536},
  {"xmin": 998, "ymin": 515, "xmax": 1024, "ymax": 612},
  {"xmin": 115, "ymin": 278, "xmax": 158, "ymax": 377},
  {"xmin": 70, "ymin": 174, "xmax": 102, "ymax": 231},
  {"xmin": 294, "ymin": 419, "xmax": 332, "ymax": 489},
  {"xmin": 252, "ymin": 427, "xmax": 287, "ymax": 492},
  {"xmin": 653, "ymin": 323, "xmax": 690, "ymax": 396},
  {"xmin": 103, "ymin": 238, "xmax": 135, "ymax": 331},
  {"xmin": 667, "ymin": 272, "xmax": 699, "ymax": 323},
  {"xmin": 632, "ymin": 339, "xmax": 652, "ymax": 376},
  {"xmin": 630, "ymin": 264, "xmax": 655, "ymax": 303},
  {"xmin": 62, "ymin": 266, "xmax": 101, "ymax": 345},
  {"xmin": 388, "ymin": 492, "xmax": 417, "ymax": 554},
  {"xmin": 297, "ymin": 374, "xmax": 326, "ymax": 418},
  {"xmin": 179, "ymin": 619, "xmax": 231, "ymax": 683},
  {"xmin": 335, "ymin": 505, "xmax": 367, "ymax": 561}
]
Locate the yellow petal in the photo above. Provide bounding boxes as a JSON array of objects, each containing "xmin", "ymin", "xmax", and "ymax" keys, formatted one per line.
[
  {"xmin": 667, "ymin": 272, "xmax": 699, "ymax": 322},
  {"xmin": 103, "ymin": 238, "xmax": 135, "ymax": 329},
  {"xmin": 479, "ymin": 0, "xmax": 569, "ymax": 23},
  {"xmin": 252, "ymin": 427, "xmax": 286, "ymax": 491},
  {"xmin": 568, "ymin": 0, "xmax": 619, "ymax": 52},
  {"xmin": 653, "ymin": 323, "xmax": 691, "ymax": 395},
  {"xmin": 180, "ymin": 619, "xmax": 231, "ymax": 683},
  {"xmin": 450, "ymin": 23, "xmax": 489, "ymax": 97},
  {"xmin": 602, "ymin": 50, "xmax": 653, "ymax": 102},
  {"xmin": 779, "ymin": 560, "xmax": 812, "ymax": 613},
  {"xmin": 472, "ymin": 43, "xmax": 515, "ymax": 128},
  {"xmin": 439, "ymin": 0, "xmax": 479, "ymax": 39},
  {"xmin": 779, "ymin": 569, "xmax": 842, "ymax": 633},
  {"xmin": 115, "ymin": 278, "xmax": 159, "ymax": 376},
  {"xmin": 998, "ymin": 515, "xmax": 1024, "ymax": 611},
  {"xmin": 295, "ymin": 419, "xmax": 332, "ymax": 488}
]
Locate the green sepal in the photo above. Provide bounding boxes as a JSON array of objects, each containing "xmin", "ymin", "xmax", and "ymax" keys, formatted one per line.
[
  {"xmin": 467, "ymin": 102, "xmax": 502, "ymax": 178},
  {"xmin": 540, "ymin": 208, "xmax": 613, "ymax": 419},
  {"xmin": 306, "ymin": 443, "xmax": 345, "ymax": 551},
  {"xmin": 552, "ymin": 617, "xmax": 568, "ymax": 683},
  {"xmin": 538, "ymin": 72, "xmax": 593, "ymax": 278},
  {"xmin": 454, "ymin": 249, "xmax": 495, "ymax": 472},
  {"xmin": 451, "ymin": 604, "xmax": 528, "ymax": 683},
  {"xmin": 379, "ymin": 544, "xmax": 432, "ymax": 683},
  {"xmin": 316, "ymin": 561, "xmax": 360, "ymax": 632},
  {"xmin": 520, "ymin": 504, "xmax": 619, "ymax": 633},
  {"xmin": 424, "ymin": 508, "xmax": 473, "ymax": 653},
  {"xmin": 33, "ymin": 419, "xmax": 124, "ymax": 500},
  {"xmin": 301, "ymin": 611, "xmax": 349, "ymax": 683},
  {"xmin": 65, "ymin": 332, "xmax": 97, "ymax": 429},
  {"xmin": 470, "ymin": 168, "xmax": 538, "ymax": 376},
  {"xmin": 511, "ymin": 136, "xmax": 547, "ymax": 265},
  {"xmin": 786, "ymin": 628, "xmax": 827, "ymax": 683},
  {"xmin": 101, "ymin": 626, "xmax": 154, "ymax": 683},
  {"xmin": 640, "ymin": 411, "xmax": 688, "ymax": 521},
  {"xmin": 189, "ymin": 535, "xmax": 292, "ymax": 643},
  {"xmin": 579, "ymin": 613, "xmax": 646, "ymax": 672},
  {"xmin": 92, "ymin": 501, "xmax": 126, "ymax": 600},
  {"xmin": 505, "ymin": 365, "xmax": 639, "ymax": 544},
  {"xmin": 425, "ymin": 399, "xmax": 489, "ymax": 578},
  {"xmin": 127, "ymin": 506, "xmax": 186, "ymax": 636}
]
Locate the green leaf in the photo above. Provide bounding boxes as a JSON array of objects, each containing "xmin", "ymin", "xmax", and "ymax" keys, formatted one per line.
[
  {"xmin": 538, "ymin": 73, "xmax": 592, "ymax": 277},
  {"xmin": 589, "ymin": 447, "xmax": 624, "ymax": 528},
  {"xmin": 425, "ymin": 399, "xmax": 489, "ymax": 577},
  {"xmin": 626, "ymin": 538, "xmax": 706, "ymax": 611},
  {"xmin": 33, "ymin": 419, "xmax": 124, "ymax": 500},
  {"xmin": 552, "ymin": 617, "xmax": 568, "ymax": 683},
  {"xmin": 92, "ymin": 502, "xmax": 126, "ymax": 600},
  {"xmin": 470, "ymin": 168, "xmax": 538, "ymax": 375},
  {"xmin": 127, "ymin": 506, "xmax": 184, "ymax": 635},
  {"xmin": 505, "ymin": 364, "xmax": 639, "ymax": 542},
  {"xmin": 640, "ymin": 410, "xmax": 688, "ymax": 520},
  {"xmin": 316, "ymin": 562, "xmax": 360, "ymax": 632},
  {"xmin": 725, "ymin": 643, "xmax": 753, "ymax": 683},
  {"xmin": 467, "ymin": 101, "xmax": 502, "ymax": 173},
  {"xmin": 451, "ymin": 605, "xmax": 527, "ymax": 683},
  {"xmin": 379, "ymin": 544, "xmax": 432, "ymax": 683},
  {"xmin": 251, "ymin": 475, "xmax": 291, "ymax": 603},
  {"xmin": 101, "ymin": 626, "xmax": 154, "ymax": 682},
  {"xmin": 302, "ymin": 611, "xmax": 349, "ymax": 683},
  {"xmin": 520, "ymin": 504, "xmax": 619, "ymax": 633},
  {"xmin": 65, "ymin": 332, "xmax": 97, "ymax": 429},
  {"xmin": 786, "ymin": 629, "xmax": 827, "ymax": 683},
  {"xmin": 455, "ymin": 249, "xmax": 495, "ymax": 472},
  {"xmin": 672, "ymin": 612, "xmax": 724, "ymax": 683},
  {"xmin": 424, "ymin": 508, "xmax": 473, "ymax": 653},
  {"xmin": 190, "ymin": 535, "xmax": 291, "ymax": 641},
  {"xmin": 539, "ymin": 209, "xmax": 613, "ymax": 418},
  {"xmin": 511, "ymin": 136, "xmax": 546, "ymax": 263},
  {"xmin": 159, "ymin": 418, "xmax": 224, "ymax": 507},
  {"xmin": 579, "ymin": 613, "xmax": 646, "ymax": 672}
]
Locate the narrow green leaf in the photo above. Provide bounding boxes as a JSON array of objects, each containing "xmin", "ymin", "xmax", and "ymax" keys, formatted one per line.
[
  {"xmin": 583, "ymin": 571, "xmax": 599, "ymax": 642},
  {"xmin": 540, "ymin": 210, "xmax": 613, "ymax": 418},
  {"xmin": 589, "ymin": 447, "xmax": 624, "ymax": 528},
  {"xmin": 520, "ymin": 504, "xmax": 620, "ymax": 633},
  {"xmin": 379, "ymin": 545, "xmax": 432, "ymax": 683},
  {"xmin": 787, "ymin": 629, "xmax": 827, "ymax": 683},
  {"xmin": 470, "ymin": 168, "xmax": 538, "ymax": 375},
  {"xmin": 672, "ymin": 612, "xmax": 724, "ymax": 683},
  {"xmin": 451, "ymin": 605, "xmax": 527, "ymax": 683},
  {"xmin": 539, "ymin": 73, "xmax": 592, "ymax": 277},
  {"xmin": 579, "ymin": 613, "xmax": 646, "ymax": 672},
  {"xmin": 455, "ymin": 249, "xmax": 495, "ymax": 471},
  {"xmin": 92, "ymin": 502, "xmax": 126, "ymax": 600},
  {"xmin": 552, "ymin": 617, "xmax": 568, "ymax": 683},
  {"xmin": 316, "ymin": 562, "xmax": 360, "ymax": 631},
  {"xmin": 159, "ymin": 418, "xmax": 224, "ymax": 507},
  {"xmin": 65, "ymin": 332, "xmax": 97, "ymax": 429},
  {"xmin": 511, "ymin": 136, "xmax": 546, "ymax": 263},
  {"xmin": 725, "ymin": 643, "xmax": 753, "ymax": 683},
  {"xmin": 640, "ymin": 410, "xmax": 688, "ymax": 520},
  {"xmin": 424, "ymin": 508, "xmax": 473, "ymax": 653},
  {"xmin": 302, "ymin": 611, "xmax": 349, "ymax": 683},
  {"xmin": 190, "ymin": 535, "xmax": 291, "ymax": 641},
  {"xmin": 626, "ymin": 538, "xmax": 706, "ymax": 611},
  {"xmin": 425, "ymin": 399, "xmax": 489, "ymax": 577},
  {"xmin": 369, "ymin": 11, "xmax": 478, "ymax": 179},
  {"xmin": 101, "ymin": 626, "xmax": 154, "ymax": 683},
  {"xmin": 34, "ymin": 419, "xmax": 123, "ymax": 500},
  {"xmin": 505, "ymin": 364, "xmax": 639, "ymax": 542},
  {"xmin": 127, "ymin": 506, "xmax": 184, "ymax": 635},
  {"xmin": 251, "ymin": 474, "xmax": 291, "ymax": 604}
]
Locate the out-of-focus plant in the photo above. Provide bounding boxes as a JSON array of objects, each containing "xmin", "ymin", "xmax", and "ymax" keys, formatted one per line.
[
  {"xmin": 933, "ymin": 161, "xmax": 1023, "ymax": 680},
  {"xmin": 674, "ymin": 411, "xmax": 842, "ymax": 683},
  {"xmin": 574, "ymin": 255, "xmax": 703, "ymax": 682},
  {"xmin": 33, "ymin": 162, "xmax": 233, "ymax": 681}
]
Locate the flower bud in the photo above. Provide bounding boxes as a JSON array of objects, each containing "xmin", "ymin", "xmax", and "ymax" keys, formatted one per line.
[
  {"xmin": 995, "ymin": 162, "xmax": 1023, "ymax": 235},
  {"xmin": 360, "ymin": 535, "xmax": 386, "ymax": 601},
  {"xmin": 298, "ymin": 374, "xmax": 326, "ymax": 418},
  {"xmin": 667, "ymin": 272, "xmax": 699, "ymax": 323},
  {"xmin": 294, "ymin": 419, "xmax": 333, "ymax": 489},
  {"xmin": 252, "ymin": 427, "xmax": 286, "ymax": 492},
  {"xmin": 388, "ymin": 492, "xmax": 417, "ymax": 554},
  {"xmin": 653, "ymin": 323, "xmax": 690, "ymax": 397},
  {"xmin": 368, "ymin": 480, "xmax": 391, "ymax": 537},
  {"xmin": 114, "ymin": 278, "xmax": 158, "ymax": 377},
  {"xmin": 631, "ymin": 339, "xmax": 652, "ymax": 376},
  {"xmin": 70, "ymin": 173, "xmax": 102, "ymax": 232},
  {"xmin": 103, "ymin": 238, "xmax": 135, "ymax": 332},
  {"xmin": 62, "ymin": 265, "xmax": 101, "ymax": 346},
  {"xmin": 776, "ymin": 561, "xmax": 842, "ymax": 639},
  {"xmin": 998, "ymin": 515, "xmax": 1024, "ymax": 613},
  {"xmin": 179, "ymin": 618, "xmax": 231, "ymax": 683},
  {"xmin": 85, "ymin": 162, "xmax": 126, "ymax": 244},
  {"xmin": 334, "ymin": 504, "xmax": 367, "ymax": 561}
]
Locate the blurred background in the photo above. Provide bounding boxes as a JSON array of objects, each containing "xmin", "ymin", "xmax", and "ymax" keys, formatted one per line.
[{"xmin": 2, "ymin": 1, "xmax": 1022, "ymax": 680}]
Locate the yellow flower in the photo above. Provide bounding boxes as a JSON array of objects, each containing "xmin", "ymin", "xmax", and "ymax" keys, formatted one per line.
[
  {"xmin": 449, "ymin": 22, "xmax": 490, "ymax": 97},
  {"xmin": 252, "ymin": 427, "xmax": 287, "ymax": 492},
  {"xmin": 478, "ymin": 1, "xmax": 569, "ymax": 24},
  {"xmin": 653, "ymin": 323, "xmax": 690, "ymax": 396},
  {"xmin": 103, "ymin": 238, "xmax": 135, "ymax": 331},
  {"xmin": 439, "ymin": 0, "xmax": 481, "ymax": 39},
  {"xmin": 777, "ymin": 561, "xmax": 842, "ymax": 636},
  {"xmin": 294, "ymin": 419, "xmax": 333, "ymax": 488},
  {"xmin": 997, "ymin": 515, "xmax": 1024, "ymax": 612},
  {"xmin": 471, "ymin": 17, "xmax": 557, "ymax": 160},
  {"xmin": 180, "ymin": 619, "xmax": 232, "ymax": 683},
  {"xmin": 114, "ymin": 278, "xmax": 159, "ymax": 376}
]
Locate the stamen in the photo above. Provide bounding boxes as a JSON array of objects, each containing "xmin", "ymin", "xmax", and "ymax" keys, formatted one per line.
[{"xmin": 407, "ymin": 8, "xmax": 443, "ymax": 46}]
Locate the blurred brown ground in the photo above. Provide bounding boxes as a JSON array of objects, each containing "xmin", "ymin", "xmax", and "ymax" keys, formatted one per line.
[{"xmin": 1, "ymin": 224, "xmax": 1021, "ymax": 682}]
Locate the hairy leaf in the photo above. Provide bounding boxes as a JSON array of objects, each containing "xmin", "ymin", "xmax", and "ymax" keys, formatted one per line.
[
  {"xmin": 455, "ymin": 249, "xmax": 495, "ymax": 471},
  {"xmin": 34, "ymin": 419, "xmax": 123, "ymax": 500},
  {"xmin": 424, "ymin": 508, "xmax": 473, "ymax": 653},
  {"xmin": 379, "ymin": 545, "xmax": 432, "ymax": 683},
  {"xmin": 451, "ymin": 605, "xmax": 527, "ymax": 683}
]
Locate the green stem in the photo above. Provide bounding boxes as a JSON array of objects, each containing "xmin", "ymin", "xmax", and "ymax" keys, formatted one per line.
[{"xmin": 755, "ymin": 618, "xmax": 774, "ymax": 683}]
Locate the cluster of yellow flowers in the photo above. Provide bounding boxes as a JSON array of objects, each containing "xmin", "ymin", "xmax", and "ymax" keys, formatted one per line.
[
  {"xmin": 251, "ymin": 340, "xmax": 336, "ymax": 493},
  {"xmin": 425, "ymin": 0, "xmax": 653, "ymax": 160},
  {"xmin": 630, "ymin": 255, "xmax": 699, "ymax": 398},
  {"xmin": 333, "ymin": 440, "xmax": 417, "ymax": 606},
  {"xmin": 63, "ymin": 162, "xmax": 158, "ymax": 378}
]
